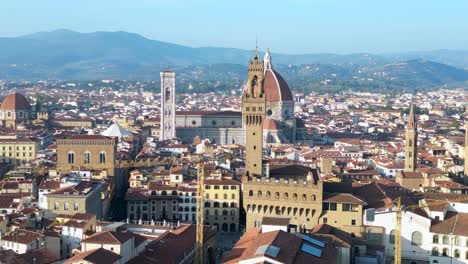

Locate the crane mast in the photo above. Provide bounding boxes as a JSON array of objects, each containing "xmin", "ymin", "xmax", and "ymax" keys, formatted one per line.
[
  {"xmin": 394, "ymin": 197, "xmax": 402, "ymax": 264},
  {"xmin": 195, "ymin": 161, "xmax": 205, "ymax": 264}
]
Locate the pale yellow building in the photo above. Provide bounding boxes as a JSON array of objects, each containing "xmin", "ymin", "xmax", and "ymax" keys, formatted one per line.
[
  {"xmin": 204, "ymin": 178, "xmax": 241, "ymax": 232},
  {"xmin": 0, "ymin": 137, "xmax": 39, "ymax": 166}
]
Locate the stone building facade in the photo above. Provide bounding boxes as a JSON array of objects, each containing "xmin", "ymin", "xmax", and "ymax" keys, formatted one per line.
[
  {"xmin": 243, "ymin": 165, "xmax": 323, "ymax": 230},
  {"xmin": 56, "ymin": 135, "xmax": 117, "ymax": 176},
  {"xmin": 46, "ymin": 181, "xmax": 107, "ymax": 219}
]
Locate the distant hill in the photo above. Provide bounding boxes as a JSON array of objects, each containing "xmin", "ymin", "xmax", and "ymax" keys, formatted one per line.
[{"xmin": 0, "ymin": 29, "xmax": 467, "ymax": 93}]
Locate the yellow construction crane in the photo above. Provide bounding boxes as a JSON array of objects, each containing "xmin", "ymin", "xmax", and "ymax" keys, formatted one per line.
[
  {"xmin": 195, "ymin": 160, "xmax": 205, "ymax": 264},
  {"xmin": 393, "ymin": 195, "xmax": 468, "ymax": 264}
]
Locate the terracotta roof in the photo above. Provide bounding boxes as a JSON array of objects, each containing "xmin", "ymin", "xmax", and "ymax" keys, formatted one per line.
[
  {"xmin": 64, "ymin": 248, "xmax": 121, "ymax": 264},
  {"xmin": 263, "ymin": 69, "xmax": 293, "ymax": 102},
  {"xmin": 0, "ymin": 93, "xmax": 31, "ymax": 111},
  {"xmin": 21, "ymin": 248, "xmax": 59, "ymax": 264},
  {"xmin": 400, "ymin": 171, "xmax": 423, "ymax": 178},
  {"xmin": 81, "ymin": 231, "xmax": 137, "ymax": 245},
  {"xmin": 262, "ymin": 217, "xmax": 290, "ymax": 226},
  {"xmin": 2, "ymin": 229, "xmax": 43, "ymax": 244},
  {"xmin": 129, "ymin": 224, "xmax": 215, "ymax": 264},
  {"xmin": 323, "ymin": 192, "xmax": 367, "ymax": 205}
]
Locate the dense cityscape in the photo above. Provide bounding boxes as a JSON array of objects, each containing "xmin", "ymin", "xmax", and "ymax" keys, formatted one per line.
[
  {"xmin": 2, "ymin": 1, "xmax": 468, "ymax": 264},
  {"xmin": 0, "ymin": 49, "xmax": 466, "ymax": 264}
]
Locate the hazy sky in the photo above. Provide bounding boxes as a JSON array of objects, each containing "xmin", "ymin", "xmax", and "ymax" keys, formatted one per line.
[{"xmin": 2, "ymin": 0, "xmax": 468, "ymax": 54}]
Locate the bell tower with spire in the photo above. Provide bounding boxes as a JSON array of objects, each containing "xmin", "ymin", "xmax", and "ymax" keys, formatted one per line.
[
  {"xmin": 242, "ymin": 48, "xmax": 266, "ymax": 177},
  {"xmin": 405, "ymin": 104, "xmax": 418, "ymax": 172}
]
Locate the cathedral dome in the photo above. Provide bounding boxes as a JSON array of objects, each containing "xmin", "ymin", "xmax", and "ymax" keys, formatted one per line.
[
  {"xmin": 263, "ymin": 69, "xmax": 293, "ymax": 102},
  {"xmin": 263, "ymin": 118, "xmax": 279, "ymax": 130},
  {"xmin": 0, "ymin": 93, "xmax": 31, "ymax": 111}
]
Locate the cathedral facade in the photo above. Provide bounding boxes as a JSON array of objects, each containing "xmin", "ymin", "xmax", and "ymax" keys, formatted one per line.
[{"xmin": 172, "ymin": 50, "xmax": 308, "ymax": 145}]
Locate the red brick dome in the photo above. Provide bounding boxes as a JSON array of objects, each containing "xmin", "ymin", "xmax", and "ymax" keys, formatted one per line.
[
  {"xmin": 263, "ymin": 69, "xmax": 293, "ymax": 102},
  {"xmin": 1, "ymin": 93, "xmax": 31, "ymax": 111},
  {"xmin": 263, "ymin": 118, "xmax": 279, "ymax": 130}
]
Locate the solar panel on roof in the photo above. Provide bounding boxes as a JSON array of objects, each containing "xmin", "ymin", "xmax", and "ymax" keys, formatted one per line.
[
  {"xmin": 255, "ymin": 245, "xmax": 281, "ymax": 257},
  {"xmin": 266, "ymin": 245, "xmax": 280, "ymax": 257},
  {"xmin": 299, "ymin": 234, "xmax": 325, "ymax": 248},
  {"xmin": 255, "ymin": 245, "xmax": 268, "ymax": 255},
  {"xmin": 301, "ymin": 243, "xmax": 322, "ymax": 257}
]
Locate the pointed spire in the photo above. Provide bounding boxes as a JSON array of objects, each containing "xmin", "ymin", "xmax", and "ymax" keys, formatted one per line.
[{"xmin": 407, "ymin": 104, "xmax": 417, "ymax": 129}]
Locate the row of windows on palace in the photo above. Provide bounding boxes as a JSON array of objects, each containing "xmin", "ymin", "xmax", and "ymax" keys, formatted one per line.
[
  {"xmin": 53, "ymin": 202, "xmax": 80, "ymax": 211},
  {"xmin": 59, "ymin": 141, "xmax": 114, "ymax": 146},
  {"xmin": 67, "ymin": 152, "xmax": 107, "ymax": 164},
  {"xmin": 1, "ymin": 152, "xmax": 33, "ymax": 157},
  {"xmin": 140, "ymin": 185, "xmax": 238, "ymax": 197},
  {"xmin": 2, "ymin": 111, "xmax": 27, "ymax": 118},
  {"xmin": 1, "ymin": 146, "xmax": 34, "ymax": 151},
  {"xmin": 248, "ymin": 190, "xmax": 318, "ymax": 201}
]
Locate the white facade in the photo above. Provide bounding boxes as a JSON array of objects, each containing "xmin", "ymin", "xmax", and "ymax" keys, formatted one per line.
[
  {"xmin": 178, "ymin": 191, "xmax": 197, "ymax": 223},
  {"xmin": 160, "ymin": 71, "xmax": 176, "ymax": 141},
  {"xmin": 364, "ymin": 209, "xmax": 432, "ymax": 263}
]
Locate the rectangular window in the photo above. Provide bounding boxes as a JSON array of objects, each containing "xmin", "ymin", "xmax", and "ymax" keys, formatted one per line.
[
  {"xmin": 323, "ymin": 217, "xmax": 327, "ymax": 223},
  {"xmin": 351, "ymin": 220, "xmax": 356, "ymax": 225},
  {"xmin": 323, "ymin": 202, "xmax": 329, "ymax": 210},
  {"xmin": 223, "ymin": 186, "xmax": 229, "ymax": 190},
  {"xmin": 343, "ymin": 204, "xmax": 351, "ymax": 211},
  {"xmin": 231, "ymin": 194, "xmax": 235, "ymax": 199},
  {"xmin": 329, "ymin": 203, "xmax": 337, "ymax": 211},
  {"xmin": 230, "ymin": 186, "xmax": 236, "ymax": 190},
  {"xmin": 214, "ymin": 186, "xmax": 220, "ymax": 190},
  {"xmin": 205, "ymin": 185, "xmax": 211, "ymax": 189}
]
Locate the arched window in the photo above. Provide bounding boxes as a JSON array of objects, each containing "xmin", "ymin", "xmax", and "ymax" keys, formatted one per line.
[
  {"xmin": 161, "ymin": 191, "xmax": 167, "ymax": 195},
  {"xmin": 266, "ymin": 191, "xmax": 271, "ymax": 198},
  {"xmin": 284, "ymin": 193, "xmax": 289, "ymax": 199},
  {"xmin": 99, "ymin": 151, "xmax": 106, "ymax": 164},
  {"xmin": 302, "ymin": 194, "xmax": 307, "ymax": 201},
  {"xmin": 433, "ymin": 235, "xmax": 439, "ymax": 244},
  {"xmin": 411, "ymin": 231, "xmax": 423, "ymax": 246},
  {"xmin": 443, "ymin": 235, "xmax": 449, "ymax": 245},
  {"xmin": 275, "ymin": 192, "xmax": 280, "ymax": 199},
  {"xmin": 311, "ymin": 194, "xmax": 316, "ymax": 201},
  {"xmin": 257, "ymin": 190, "xmax": 262, "ymax": 197},
  {"xmin": 389, "ymin": 230, "xmax": 395, "ymax": 244},
  {"xmin": 293, "ymin": 193, "xmax": 298, "ymax": 200},
  {"xmin": 454, "ymin": 236, "xmax": 461, "ymax": 246},
  {"xmin": 432, "ymin": 248, "xmax": 439, "ymax": 256},
  {"xmin": 248, "ymin": 190, "xmax": 253, "ymax": 197},
  {"xmin": 68, "ymin": 152, "xmax": 75, "ymax": 164},
  {"xmin": 442, "ymin": 248, "xmax": 448, "ymax": 257},
  {"xmin": 454, "ymin": 249, "xmax": 460, "ymax": 258},
  {"xmin": 83, "ymin": 152, "xmax": 91, "ymax": 164}
]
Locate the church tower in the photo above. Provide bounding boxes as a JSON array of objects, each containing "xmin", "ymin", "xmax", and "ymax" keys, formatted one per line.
[
  {"xmin": 160, "ymin": 71, "xmax": 176, "ymax": 141},
  {"xmin": 405, "ymin": 104, "xmax": 418, "ymax": 172},
  {"xmin": 242, "ymin": 49, "xmax": 266, "ymax": 177}
]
